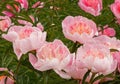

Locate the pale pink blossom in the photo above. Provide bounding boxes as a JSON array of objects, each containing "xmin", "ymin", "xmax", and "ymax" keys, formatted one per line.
[
  {"xmin": 62, "ymin": 16, "xmax": 98, "ymax": 43},
  {"xmin": 15, "ymin": 0, "xmax": 28, "ymax": 10},
  {"xmin": 94, "ymin": 35, "xmax": 120, "ymax": 51},
  {"xmin": 29, "ymin": 39, "xmax": 73, "ymax": 79},
  {"xmin": 0, "ymin": 68, "xmax": 14, "ymax": 84},
  {"xmin": 0, "ymin": 16, "xmax": 11, "ymax": 32},
  {"xmin": 76, "ymin": 43, "xmax": 117, "ymax": 75},
  {"xmin": 64, "ymin": 55, "xmax": 88, "ymax": 80},
  {"xmin": 64, "ymin": 56, "xmax": 100, "ymax": 84},
  {"xmin": 2, "ymin": 25, "xmax": 46, "ymax": 60},
  {"xmin": 110, "ymin": 0, "xmax": 120, "ymax": 19},
  {"xmin": 78, "ymin": 0, "xmax": 102, "ymax": 16}
]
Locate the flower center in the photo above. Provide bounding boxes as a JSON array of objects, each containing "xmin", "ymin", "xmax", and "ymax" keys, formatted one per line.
[
  {"xmin": 70, "ymin": 23, "xmax": 91, "ymax": 35},
  {"xmin": 19, "ymin": 28, "xmax": 34, "ymax": 39}
]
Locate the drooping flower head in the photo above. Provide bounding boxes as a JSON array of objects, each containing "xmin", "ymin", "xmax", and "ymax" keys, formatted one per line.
[{"xmin": 2, "ymin": 25, "xmax": 46, "ymax": 59}]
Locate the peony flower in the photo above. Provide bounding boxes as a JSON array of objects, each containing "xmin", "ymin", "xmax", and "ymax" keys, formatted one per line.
[
  {"xmin": 0, "ymin": 68, "xmax": 14, "ymax": 84},
  {"xmin": 64, "ymin": 56, "xmax": 100, "ymax": 84},
  {"xmin": 29, "ymin": 39, "xmax": 74, "ymax": 79},
  {"xmin": 94, "ymin": 35, "xmax": 120, "ymax": 51},
  {"xmin": 99, "ymin": 25, "xmax": 116, "ymax": 37},
  {"xmin": 2, "ymin": 25, "xmax": 46, "ymax": 60},
  {"xmin": 62, "ymin": 16, "xmax": 98, "ymax": 43},
  {"xmin": 102, "ymin": 28, "xmax": 116, "ymax": 37},
  {"xmin": 0, "ymin": 16, "xmax": 11, "ymax": 32},
  {"xmin": 15, "ymin": 0, "xmax": 28, "ymax": 10},
  {"xmin": 76, "ymin": 43, "xmax": 117, "ymax": 75},
  {"xmin": 78, "ymin": 0, "xmax": 102, "ymax": 16},
  {"xmin": 64, "ymin": 55, "xmax": 88, "ymax": 80},
  {"xmin": 110, "ymin": 0, "xmax": 120, "ymax": 19}
]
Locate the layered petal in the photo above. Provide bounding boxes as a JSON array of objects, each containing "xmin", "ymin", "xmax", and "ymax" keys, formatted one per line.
[{"xmin": 78, "ymin": 0, "xmax": 102, "ymax": 16}]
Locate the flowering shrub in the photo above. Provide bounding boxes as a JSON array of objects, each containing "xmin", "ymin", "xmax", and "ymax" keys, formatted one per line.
[{"xmin": 0, "ymin": 0, "xmax": 120, "ymax": 84}]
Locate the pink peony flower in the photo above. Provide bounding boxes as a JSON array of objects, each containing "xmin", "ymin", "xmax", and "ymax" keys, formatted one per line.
[
  {"xmin": 76, "ymin": 43, "xmax": 117, "ymax": 75},
  {"xmin": 110, "ymin": 0, "xmax": 120, "ymax": 19},
  {"xmin": 94, "ymin": 35, "xmax": 120, "ymax": 51},
  {"xmin": 64, "ymin": 56, "xmax": 100, "ymax": 84},
  {"xmin": 0, "ymin": 68, "xmax": 14, "ymax": 84},
  {"xmin": 99, "ymin": 25, "xmax": 116, "ymax": 37},
  {"xmin": 15, "ymin": 0, "xmax": 28, "ymax": 10},
  {"xmin": 0, "ymin": 16, "xmax": 11, "ymax": 32},
  {"xmin": 62, "ymin": 16, "xmax": 98, "ymax": 43},
  {"xmin": 64, "ymin": 55, "xmax": 88, "ymax": 80},
  {"xmin": 78, "ymin": 0, "xmax": 102, "ymax": 16},
  {"xmin": 29, "ymin": 39, "xmax": 74, "ymax": 79},
  {"xmin": 2, "ymin": 25, "xmax": 46, "ymax": 60},
  {"xmin": 103, "ymin": 28, "xmax": 116, "ymax": 37}
]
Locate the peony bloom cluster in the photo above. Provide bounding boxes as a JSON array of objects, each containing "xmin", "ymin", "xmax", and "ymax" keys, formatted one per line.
[
  {"xmin": 61, "ymin": 15, "xmax": 120, "ymax": 83},
  {"xmin": 1, "ymin": 0, "xmax": 120, "ymax": 83}
]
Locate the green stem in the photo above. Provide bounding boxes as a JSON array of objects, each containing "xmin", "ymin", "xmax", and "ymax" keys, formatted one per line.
[
  {"xmin": 43, "ymin": 71, "xmax": 49, "ymax": 84},
  {"xmin": 71, "ymin": 42, "xmax": 81, "ymax": 53},
  {"xmin": 14, "ymin": 55, "xmax": 23, "ymax": 80},
  {"xmin": 82, "ymin": 70, "xmax": 91, "ymax": 84}
]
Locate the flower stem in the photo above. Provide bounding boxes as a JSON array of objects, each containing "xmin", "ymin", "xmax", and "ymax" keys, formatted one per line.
[
  {"xmin": 14, "ymin": 55, "xmax": 23, "ymax": 80},
  {"xmin": 43, "ymin": 71, "xmax": 49, "ymax": 84}
]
